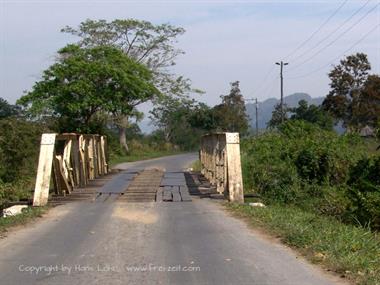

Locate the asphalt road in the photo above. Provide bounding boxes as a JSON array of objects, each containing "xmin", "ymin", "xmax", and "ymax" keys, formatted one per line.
[{"xmin": 0, "ymin": 153, "xmax": 344, "ymax": 285}]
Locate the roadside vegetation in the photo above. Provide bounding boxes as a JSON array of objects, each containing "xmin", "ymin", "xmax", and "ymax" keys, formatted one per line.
[
  {"xmin": 190, "ymin": 160, "xmax": 202, "ymax": 172},
  {"xmin": 0, "ymin": 118, "xmax": 47, "ymax": 208},
  {"xmin": 0, "ymin": 206, "xmax": 47, "ymax": 238},
  {"xmin": 241, "ymin": 121, "xmax": 379, "ymax": 230},
  {"xmin": 230, "ymin": 53, "xmax": 380, "ymax": 284},
  {"xmin": 226, "ymin": 203, "xmax": 380, "ymax": 285},
  {"xmin": 234, "ymin": 121, "xmax": 380, "ymax": 284}
]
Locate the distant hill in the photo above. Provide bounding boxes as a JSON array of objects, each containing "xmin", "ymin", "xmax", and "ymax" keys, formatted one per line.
[{"xmin": 246, "ymin": 93, "xmax": 324, "ymax": 129}]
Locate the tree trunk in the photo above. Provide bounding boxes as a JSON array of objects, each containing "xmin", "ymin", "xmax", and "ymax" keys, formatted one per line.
[
  {"xmin": 114, "ymin": 114, "xmax": 130, "ymax": 153},
  {"xmin": 118, "ymin": 126, "xmax": 129, "ymax": 153}
]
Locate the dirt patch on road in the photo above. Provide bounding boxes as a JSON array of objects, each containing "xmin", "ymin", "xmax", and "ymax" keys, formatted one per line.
[{"xmin": 112, "ymin": 205, "xmax": 158, "ymax": 224}]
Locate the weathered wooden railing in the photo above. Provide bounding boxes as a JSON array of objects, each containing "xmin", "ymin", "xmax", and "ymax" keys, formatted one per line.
[
  {"xmin": 199, "ymin": 132, "xmax": 244, "ymax": 203},
  {"xmin": 33, "ymin": 133, "xmax": 109, "ymax": 206}
]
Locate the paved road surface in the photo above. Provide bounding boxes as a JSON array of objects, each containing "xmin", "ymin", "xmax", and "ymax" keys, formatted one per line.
[{"xmin": 0, "ymin": 153, "xmax": 344, "ymax": 285}]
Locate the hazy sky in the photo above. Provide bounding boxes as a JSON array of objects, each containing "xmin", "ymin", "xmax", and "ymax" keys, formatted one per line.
[{"xmin": 1, "ymin": 0, "xmax": 379, "ymax": 130}]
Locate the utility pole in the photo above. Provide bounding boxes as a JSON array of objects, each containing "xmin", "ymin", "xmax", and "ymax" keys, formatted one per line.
[
  {"xmin": 245, "ymin": 98, "xmax": 259, "ymax": 136},
  {"xmin": 275, "ymin": 61, "xmax": 289, "ymax": 122},
  {"xmin": 255, "ymin": 98, "xmax": 259, "ymax": 136}
]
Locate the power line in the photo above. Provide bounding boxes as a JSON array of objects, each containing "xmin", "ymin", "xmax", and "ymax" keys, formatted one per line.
[
  {"xmin": 254, "ymin": 1, "xmax": 366, "ymax": 98},
  {"xmin": 245, "ymin": 98, "xmax": 259, "ymax": 135},
  {"xmin": 287, "ymin": 23, "xmax": 380, "ymax": 80},
  {"xmin": 252, "ymin": 0, "xmax": 350, "ymax": 99},
  {"xmin": 288, "ymin": 2, "xmax": 380, "ymax": 72},
  {"xmin": 262, "ymin": 75, "xmax": 279, "ymax": 98},
  {"xmin": 290, "ymin": 0, "xmax": 371, "ymax": 63},
  {"xmin": 251, "ymin": 65, "xmax": 276, "ymax": 96},
  {"xmin": 283, "ymin": 0, "xmax": 348, "ymax": 60}
]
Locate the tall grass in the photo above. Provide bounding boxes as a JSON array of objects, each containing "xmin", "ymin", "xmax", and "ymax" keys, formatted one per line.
[
  {"xmin": 227, "ymin": 203, "xmax": 380, "ymax": 285},
  {"xmin": 241, "ymin": 120, "xmax": 380, "ymax": 230}
]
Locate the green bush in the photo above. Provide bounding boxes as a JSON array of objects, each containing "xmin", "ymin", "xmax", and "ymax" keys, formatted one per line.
[
  {"xmin": 347, "ymin": 156, "xmax": 380, "ymax": 229},
  {"xmin": 0, "ymin": 118, "xmax": 47, "ymax": 183},
  {"xmin": 0, "ymin": 118, "xmax": 47, "ymax": 206},
  {"xmin": 0, "ymin": 179, "xmax": 34, "ymax": 206},
  {"xmin": 241, "ymin": 120, "xmax": 379, "ymax": 229},
  {"xmin": 295, "ymin": 149, "xmax": 330, "ymax": 183}
]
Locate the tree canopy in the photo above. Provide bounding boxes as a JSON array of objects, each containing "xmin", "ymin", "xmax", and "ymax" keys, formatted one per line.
[
  {"xmin": 0, "ymin": 98, "xmax": 20, "ymax": 119},
  {"xmin": 18, "ymin": 44, "xmax": 160, "ymax": 133},
  {"xmin": 353, "ymin": 74, "xmax": 380, "ymax": 129},
  {"xmin": 61, "ymin": 19, "xmax": 198, "ymax": 98},
  {"xmin": 322, "ymin": 53, "xmax": 379, "ymax": 130},
  {"xmin": 150, "ymin": 97, "xmax": 216, "ymax": 149},
  {"xmin": 213, "ymin": 81, "xmax": 249, "ymax": 134},
  {"xmin": 62, "ymin": 19, "xmax": 199, "ymax": 150},
  {"xmin": 268, "ymin": 103, "xmax": 290, "ymax": 129},
  {"xmin": 62, "ymin": 19, "xmax": 184, "ymax": 70},
  {"xmin": 290, "ymin": 100, "xmax": 333, "ymax": 130}
]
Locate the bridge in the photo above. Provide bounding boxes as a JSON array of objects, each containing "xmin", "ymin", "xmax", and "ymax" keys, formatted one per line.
[{"xmin": 32, "ymin": 132, "xmax": 244, "ymax": 206}]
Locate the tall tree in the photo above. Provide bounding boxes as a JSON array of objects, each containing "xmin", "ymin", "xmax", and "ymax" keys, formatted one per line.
[
  {"xmin": 377, "ymin": 119, "xmax": 380, "ymax": 150},
  {"xmin": 353, "ymin": 74, "xmax": 380, "ymax": 129},
  {"xmin": 18, "ymin": 45, "xmax": 159, "ymax": 137},
  {"xmin": 62, "ymin": 19, "xmax": 184, "ymax": 72},
  {"xmin": 213, "ymin": 81, "xmax": 249, "ymax": 134},
  {"xmin": 322, "ymin": 53, "xmax": 372, "ymax": 129},
  {"xmin": 62, "ymin": 19, "xmax": 199, "ymax": 149},
  {"xmin": 290, "ymin": 100, "xmax": 333, "ymax": 130},
  {"xmin": 0, "ymin": 98, "xmax": 20, "ymax": 119},
  {"xmin": 150, "ymin": 98, "xmax": 218, "ymax": 149},
  {"xmin": 188, "ymin": 102, "xmax": 219, "ymax": 132},
  {"xmin": 150, "ymin": 97, "xmax": 194, "ymax": 143},
  {"xmin": 267, "ymin": 103, "xmax": 290, "ymax": 129}
]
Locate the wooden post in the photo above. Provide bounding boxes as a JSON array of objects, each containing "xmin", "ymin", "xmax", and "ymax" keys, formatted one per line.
[
  {"xmin": 215, "ymin": 133, "xmax": 226, "ymax": 194},
  {"xmin": 84, "ymin": 136, "xmax": 90, "ymax": 181},
  {"xmin": 100, "ymin": 136, "xmax": 108, "ymax": 174},
  {"xmin": 223, "ymin": 147, "xmax": 228, "ymax": 197},
  {"xmin": 96, "ymin": 136, "xmax": 102, "ymax": 176},
  {"xmin": 93, "ymin": 135, "xmax": 99, "ymax": 178},
  {"xmin": 62, "ymin": 139, "xmax": 72, "ymax": 179},
  {"xmin": 225, "ymin": 133, "xmax": 244, "ymax": 203},
  {"xmin": 78, "ymin": 135, "xmax": 87, "ymax": 187},
  {"xmin": 200, "ymin": 132, "xmax": 244, "ymax": 203},
  {"xmin": 62, "ymin": 139, "xmax": 74, "ymax": 193},
  {"xmin": 33, "ymin": 134, "xmax": 56, "ymax": 206},
  {"xmin": 54, "ymin": 155, "xmax": 72, "ymax": 194},
  {"xmin": 71, "ymin": 136, "xmax": 80, "ymax": 187},
  {"xmin": 88, "ymin": 136, "xmax": 95, "ymax": 180},
  {"xmin": 103, "ymin": 136, "xmax": 109, "ymax": 174}
]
